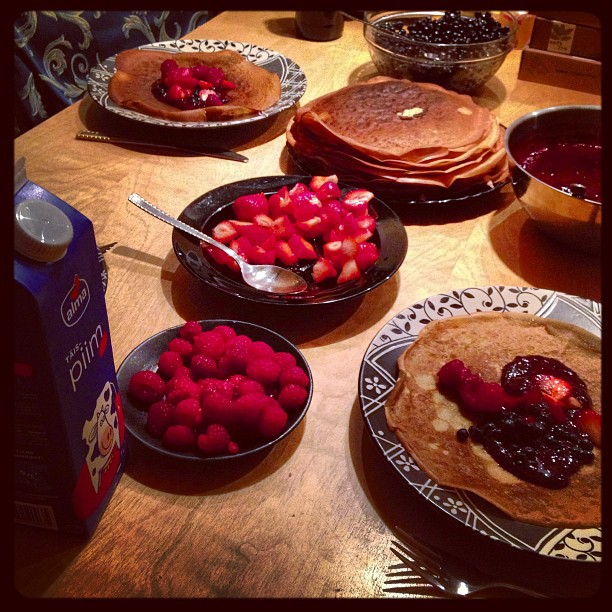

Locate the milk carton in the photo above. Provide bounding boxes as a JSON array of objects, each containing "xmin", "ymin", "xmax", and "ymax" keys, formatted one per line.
[{"xmin": 13, "ymin": 158, "xmax": 126, "ymax": 537}]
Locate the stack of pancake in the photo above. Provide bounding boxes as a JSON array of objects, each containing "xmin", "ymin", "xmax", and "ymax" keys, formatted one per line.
[{"xmin": 287, "ymin": 76, "xmax": 509, "ymax": 203}]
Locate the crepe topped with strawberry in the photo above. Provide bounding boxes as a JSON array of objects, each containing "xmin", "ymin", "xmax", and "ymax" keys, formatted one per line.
[
  {"xmin": 385, "ymin": 312, "xmax": 601, "ymax": 528},
  {"xmin": 108, "ymin": 48, "xmax": 281, "ymax": 122}
]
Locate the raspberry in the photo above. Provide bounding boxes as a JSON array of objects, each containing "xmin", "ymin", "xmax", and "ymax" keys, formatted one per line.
[
  {"xmin": 223, "ymin": 335, "xmax": 253, "ymax": 373},
  {"xmin": 197, "ymin": 424, "xmax": 232, "ymax": 455},
  {"xmin": 128, "ymin": 370, "xmax": 166, "ymax": 404},
  {"xmin": 162, "ymin": 424, "xmax": 196, "ymax": 451},
  {"xmin": 257, "ymin": 400, "xmax": 288, "ymax": 439},
  {"xmin": 173, "ymin": 365, "xmax": 192, "ymax": 380},
  {"xmin": 278, "ymin": 384, "xmax": 308, "ymax": 411},
  {"xmin": 179, "ymin": 320, "xmax": 202, "ymax": 342},
  {"xmin": 234, "ymin": 392, "xmax": 272, "ymax": 426},
  {"xmin": 173, "ymin": 397, "xmax": 203, "ymax": 428},
  {"xmin": 201, "ymin": 391, "xmax": 239, "ymax": 427},
  {"xmin": 278, "ymin": 365, "xmax": 310, "ymax": 388},
  {"xmin": 228, "ymin": 441, "xmax": 240, "ymax": 454},
  {"xmin": 168, "ymin": 337, "xmax": 193, "ymax": 362},
  {"xmin": 192, "ymin": 330, "xmax": 226, "ymax": 359},
  {"xmin": 166, "ymin": 377, "xmax": 202, "ymax": 405},
  {"xmin": 273, "ymin": 351, "xmax": 297, "ymax": 370},
  {"xmin": 437, "ymin": 359, "xmax": 469, "ymax": 387},
  {"xmin": 248, "ymin": 340, "xmax": 275, "ymax": 361},
  {"xmin": 157, "ymin": 350, "xmax": 184, "ymax": 379},
  {"xmin": 199, "ymin": 377, "xmax": 234, "ymax": 399},
  {"xmin": 190, "ymin": 354, "xmax": 220, "ymax": 380},
  {"xmin": 146, "ymin": 400, "xmax": 175, "ymax": 437},
  {"xmin": 212, "ymin": 324, "xmax": 237, "ymax": 341},
  {"xmin": 234, "ymin": 377, "xmax": 265, "ymax": 397},
  {"xmin": 246, "ymin": 358, "xmax": 281, "ymax": 385}
]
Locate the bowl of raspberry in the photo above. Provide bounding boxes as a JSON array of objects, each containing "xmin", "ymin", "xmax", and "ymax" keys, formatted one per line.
[
  {"xmin": 363, "ymin": 10, "xmax": 517, "ymax": 94},
  {"xmin": 118, "ymin": 319, "xmax": 313, "ymax": 461}
]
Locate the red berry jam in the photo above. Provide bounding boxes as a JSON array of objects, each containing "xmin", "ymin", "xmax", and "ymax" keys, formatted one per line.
[
  {"xmin": 514, "ymin": 136, "xmax": 602, "ymax": 203},
  {"xmin": 439, "ymin": 356, "xmax": 596, "ymax": 489},
  {"xmin": 151, "ymin": 59, "xmax": 236, "ymax": 111}
]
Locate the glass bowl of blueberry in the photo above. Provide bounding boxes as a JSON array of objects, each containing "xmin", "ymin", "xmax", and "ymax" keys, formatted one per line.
[{"xmin": 363, "ymin": 10, "xmax": 517, "ymax": 94}]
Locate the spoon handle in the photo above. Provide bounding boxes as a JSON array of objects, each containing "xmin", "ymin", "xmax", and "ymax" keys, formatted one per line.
[{"xmin": 127, "ymin": 193, "xmax": 239, "ymax": 263}]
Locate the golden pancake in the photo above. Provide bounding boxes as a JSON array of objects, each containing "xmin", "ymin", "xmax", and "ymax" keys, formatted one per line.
[
  {"xmin": 294, "ymin": 77, "xmax": 493, "ymax": 161},
  {"xmin": 385, "ymin": 312, "xmax": 601, "ymax": 527},
  {"xmin": 108, "ymin": 48, "xmax": 281, "ymax": 122}
]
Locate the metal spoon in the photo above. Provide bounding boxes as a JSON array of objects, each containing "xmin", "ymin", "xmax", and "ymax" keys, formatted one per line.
[{"xmin": 128, "ymin": 193, "xmax": 308, "ymax": 294}]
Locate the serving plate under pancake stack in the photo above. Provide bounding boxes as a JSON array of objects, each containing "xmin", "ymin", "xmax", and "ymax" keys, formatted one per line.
[{"xmin": 287, "ymin": 76, "xmax": 509, "ymax": 205}]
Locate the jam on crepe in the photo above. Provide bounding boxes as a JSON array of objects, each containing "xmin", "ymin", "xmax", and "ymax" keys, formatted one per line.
[{"xmin": 438, "ymin": 355, "xmax": 601, "ymax": 489}]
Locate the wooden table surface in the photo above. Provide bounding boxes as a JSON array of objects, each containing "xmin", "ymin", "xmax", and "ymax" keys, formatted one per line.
[{"xmin": 14, "ymin": 11, "xmax": 602, "ymax": 599}]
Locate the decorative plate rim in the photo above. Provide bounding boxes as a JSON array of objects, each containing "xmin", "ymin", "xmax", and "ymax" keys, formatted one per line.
[
  {"xmin": 358, "ymin": 286, "xmax": 602, "ymax": 562},
  {"xmin": 87, "ymin": 39, "xmax": 307, "ymax": 129}
]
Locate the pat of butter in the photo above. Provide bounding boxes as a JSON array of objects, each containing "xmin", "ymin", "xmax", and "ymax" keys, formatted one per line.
[{"xmin": 397, "ymin": 107, "xmax": 423, "ymax": 119}]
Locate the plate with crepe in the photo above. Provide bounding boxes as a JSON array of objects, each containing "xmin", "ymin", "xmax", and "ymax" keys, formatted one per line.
[
  {"xmin": 88, "ymin": 39, "xmax": 306, "ymax": 128},
  {"xmin": 359, "ymin": 286, "xmax": 601, "ymax": 561}
]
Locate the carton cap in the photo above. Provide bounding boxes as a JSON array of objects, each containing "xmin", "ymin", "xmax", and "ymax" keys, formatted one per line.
[{"xmin": 14, "ymin": 199, "xmax": 74, "ymax": 262}]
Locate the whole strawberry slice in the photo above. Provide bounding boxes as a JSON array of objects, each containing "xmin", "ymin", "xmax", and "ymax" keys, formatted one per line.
[{"xmin": 573, "ymin": 409, "xmax": 601, "ymax": 448}]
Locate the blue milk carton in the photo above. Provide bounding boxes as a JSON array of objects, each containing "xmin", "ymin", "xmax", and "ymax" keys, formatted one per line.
[{"xmin": 13, "ymin": 158, "xmax": 126, "ymax": 537}]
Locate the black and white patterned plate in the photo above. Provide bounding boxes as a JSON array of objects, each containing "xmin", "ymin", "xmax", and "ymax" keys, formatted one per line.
[
  {"xmin": 358, "ymin": 286, "xmax": 602, "ymax": 561},
  {"xmin": 87, "ymin": 39, "xmax": 306, "ymax": 128}
]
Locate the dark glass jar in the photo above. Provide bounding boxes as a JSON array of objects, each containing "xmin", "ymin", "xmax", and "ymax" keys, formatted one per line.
[{"xmin": 295, "ymin": 11, "xmax": 344, "ymax": 41}]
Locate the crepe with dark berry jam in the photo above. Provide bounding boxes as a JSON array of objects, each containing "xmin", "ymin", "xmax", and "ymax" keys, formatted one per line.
[
  {"xmin": 385, "ymin": 312, "xmax": 601, "ymax": 527},
  {"xmin": 108, "ymin": 48, "xmax": 281, "ymax": 122}
]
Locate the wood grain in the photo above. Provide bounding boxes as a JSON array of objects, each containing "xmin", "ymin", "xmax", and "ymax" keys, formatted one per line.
[{"xmin": 14, "ymin": 11, "xmax": 601, "ymax": 599}]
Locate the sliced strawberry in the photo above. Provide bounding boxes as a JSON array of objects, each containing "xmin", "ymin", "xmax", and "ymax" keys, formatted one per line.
[
  {"xmin": 249, "ymin": 245, "xmax": 276, "ymax": 265},
  {"xmin": 238, "ymin": 224, "xmax": 275, "ymax": 250},
  {"xmin": 312, "ymin": 257, "xmax": 337, "ymax": 283},
  {"xmin": 275, "ymin": 240, "xmax": 298, "ymax": 266},
  {"xmin": 229, "ymin": 237, "xmax": 251, "ymax": 262},
  {"xmin": 252, "ymin": 213, "xmax": 274, "ymax": 228},
  {"xmin": 211, "ymin": 220, "xmax": 238, "ymax": 244},
  {"xmin": 203, "ymin": 245, "xmax": 240, "ymax": 273},
  {"xmin": 337, "ymin": 257, "xmax": 361, "ymax": 284},
  {"xmin": 232, "ymin": 192, "xmax": 268, "ymax": 221},
  {"xmin": 288, "ymin": 234, "xmax": 318, "ymax": 260},
  {"xmin": 309, "ymin": 174, "xmax": 338, "ymax": 191},
  {"xmin": 536, "ymin": 375, "xmax": 572, "ymax": 402},
  {"xmin": 291, "ymin": 194, "xmax": 322, "ymax": 221},
  {"xmin": 340, "ymin": 237, "xmax": 359, "ymax": 261},
  {"xmin": 314, "ymin": 179, "xmax": 341, "ymax": 202},
  {"xmin": 288, "ymin": 182, "xmax": 310, "ymax": 201},
  {"xmin": 355, "ymin": 241, "xmax": 379, "ymax": 271},
  {"xmin": 574, "ymin": 409, "xmax": 601, "ymax": 447},
  {"xmin": 342, "ymin": 189, "xmax": 374, "ymax": 216},
  {"xmin": 271, "ymin": 214, "xmax": 296, "ymax": 239},
  {"xmin": 296, "ymin": 216, "xmax": 325, "ymax": 239},
  {"xmin": 268, "ymin": 186, "xmax": 292, "ymax": 217},
  {"xmin": 322, "ymin": 240, "xmax": 344, "ymax": 269},
  {"xmin": 229, "ymin": 219, "xmax": 255, "ymax": 234}
]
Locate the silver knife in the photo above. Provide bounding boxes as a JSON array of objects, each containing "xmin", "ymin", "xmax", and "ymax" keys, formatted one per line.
[{"xmin": 76, "ymin": 130, "xmax": 248, "ymax": 162}]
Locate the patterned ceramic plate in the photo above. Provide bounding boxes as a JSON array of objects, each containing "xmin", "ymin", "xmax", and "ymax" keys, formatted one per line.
[
  {"xmin": 88, "ymin": 39, "xmax": 307, "ymax": 128},
  {"xmin": 359, "ymin": 286, "xmax": 602, "ymax": 561}
]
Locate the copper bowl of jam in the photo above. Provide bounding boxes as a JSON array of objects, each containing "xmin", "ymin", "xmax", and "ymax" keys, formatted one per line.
[{"xmin": 504, "ymin": 105, "xmax": 601, "ymax": 255}]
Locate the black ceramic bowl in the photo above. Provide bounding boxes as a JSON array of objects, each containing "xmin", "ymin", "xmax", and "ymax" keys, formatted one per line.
[{"xmin": 117, "ymin": 319, "xmax": 313, "ymax": 462}]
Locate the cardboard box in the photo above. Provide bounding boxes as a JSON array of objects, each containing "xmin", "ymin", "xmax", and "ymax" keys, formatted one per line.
[
  {"xmin": 518, "ymin": 46, "xmax": 601, "ymax": 94},
  {"xmin": 529, "ymin": 16, "xmax": 601, "ymax": 60},
  {"xmin": 529, "ymin": 11, "xmax": 601, "ymax": 29}
]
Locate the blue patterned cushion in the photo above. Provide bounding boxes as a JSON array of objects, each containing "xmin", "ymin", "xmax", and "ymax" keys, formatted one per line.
[{"xmin": 14, "ymin": 10, "xmax": 218, "ymax": 134}]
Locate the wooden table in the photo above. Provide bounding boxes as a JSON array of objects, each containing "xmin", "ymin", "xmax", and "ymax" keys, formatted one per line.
[{"xmin": 14, "ymin": 11, "xmax": 601, "ymax": 599}]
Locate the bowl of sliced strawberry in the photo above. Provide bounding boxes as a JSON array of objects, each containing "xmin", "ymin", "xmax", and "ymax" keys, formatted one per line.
[{"xmin": 172, "ymin": 175, "xmax": 408, "ymax": 305}]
